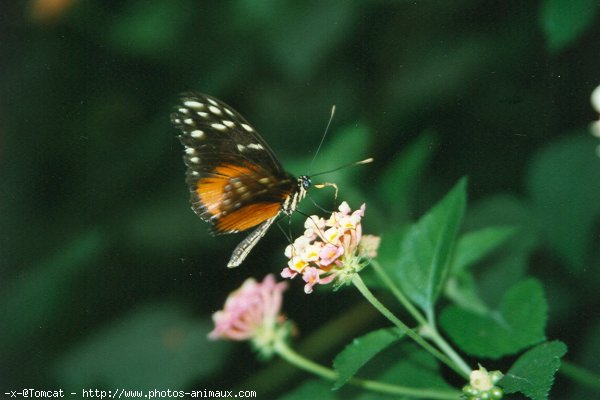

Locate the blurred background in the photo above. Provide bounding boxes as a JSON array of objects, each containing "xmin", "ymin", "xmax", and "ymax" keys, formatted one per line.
[{"xmin": 2, "ymin": 0, "xmax": 600, "ymax": 398}]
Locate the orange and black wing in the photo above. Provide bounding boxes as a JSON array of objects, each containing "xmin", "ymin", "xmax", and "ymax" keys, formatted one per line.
[{"xmin": 171, "ymin": 93, "xmax": 298, "ymax": 266}]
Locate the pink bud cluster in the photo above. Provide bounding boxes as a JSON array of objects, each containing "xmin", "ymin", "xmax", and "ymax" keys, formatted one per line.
[{"xmin": 209, "ymin": 274, "xmax": 288, "ymax": 346}]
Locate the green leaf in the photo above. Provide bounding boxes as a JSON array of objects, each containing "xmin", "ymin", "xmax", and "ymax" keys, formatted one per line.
[
  {"xmin": 378, "ymin": 131, "xmax": 438, "ymax": 221},
  {"xmin": 526, "ymin": 135, "xmax": 600, "ymax": 272},
  {"xmin": 444, "ymin": 223, "xmax": 517, "ymax": 313},
  {"xmin": 463, "ymin": 195, "xmax": 539, "ymax": 307},
  {"xmin": 500, "ymin": 341, "xmax": 567, "ymax": 400},
  {"xmin": 440, "ymin": 278, "xmax": 547, "ymax": 359},
  {"xmin": 539, "ymin": 0, "xmax": 599, "ymax": 52},
  {"xmin": 394, "ymin": 178, "xmax": 467, "ymax": 317},
  {"xmin": 294, "ymin": 344, "xmax": 456, "ymax": 399},
  {"xmin": 54, "ymin": 302, "xmax": 232, "ymax": 389},
  {"xmin": 358, "ymin": 342, "xmax": 455, "ymax": 392},
  {"xmin": 451, "ymin": 226, "xmax": 517, "ymax": 274},
  {"xmin": 445, "ymin": 225, "xmax": 518, "ymax": 315},
  {"xmin": 444, "ymin": 273, "xmax": 488, "ymax": 315},
  {"xmin": 333, "ymin": 328, "xmax": 404, "ymax": 389}
]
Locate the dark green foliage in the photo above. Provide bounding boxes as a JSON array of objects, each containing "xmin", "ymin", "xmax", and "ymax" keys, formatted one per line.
[
  {"xmin": 333, "ymin": 328, "xmax": 403, "ymax": 389},
  {"xmin": 501, "ymin": 341, "xmax": 568, "ymax": 400},
  {"xmin": 2, "ymin": 1, "xmax": 599, "ymax": 398},
  {"xmin": 390, "ymin": 178, "xmax": 467, "ymax": 318},
  {"xmin": 539, "ymin": 0, "xmax": 599, "ymax": 51},
  {"xmin": 440, "ymin": 278, "xmax": 548, "ymax": 359}
]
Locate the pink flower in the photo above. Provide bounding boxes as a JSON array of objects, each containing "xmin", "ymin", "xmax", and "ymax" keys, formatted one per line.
[
  {"xmin": 209, "ymin": 275, "xmax": 289, "ymax": 353},
  {"xmin": 301, "ymin": 266, "xmax": 337, "ymax": 294},
  {"xmin": 337, "ymin": 201, "xmax": 352, "ymax": 215},
  {"xmin": 280, "ymin": 202, "xmax": 379, "ymax": 293},
  {"xmin": 281, "ymin": 267, "xmax": 298, "ymax": 279},
  {"xmin": 319, "ymin": 243, "xmax": 344, "ymax": 266},
  {"xmin": 302, "ymin": 267, "xmax": 321, "ymax": 294}
]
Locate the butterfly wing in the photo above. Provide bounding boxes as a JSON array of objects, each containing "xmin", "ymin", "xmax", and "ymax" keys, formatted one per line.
[
  {"xmin": 227, "ymin": 217, "xmax": 277, "ymax": 268},
  {"xmin": 171, "ymin": 92, "xmax": 298, "ymax": 266}
]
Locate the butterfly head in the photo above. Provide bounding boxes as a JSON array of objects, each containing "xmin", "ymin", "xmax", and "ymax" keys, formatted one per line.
[
  {"xmin": 280, "ymin": 175, "xmax": 310, "ymax": 216},
  {"xmin": 299, "ymin": 175, "xmax": 312, "ymax": 191}
]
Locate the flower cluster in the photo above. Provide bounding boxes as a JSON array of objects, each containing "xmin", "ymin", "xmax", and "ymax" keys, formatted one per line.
[
  {"xmin": 462, "ymin": 366, "xmax": 504, "ymax": 400},
  {"xmin": 209, "ymin": 274, "xmax": 290, "ymax": 357},
  {"xmin": 281, "ymin": 201, "xmax": 380, "ymax": 294}
]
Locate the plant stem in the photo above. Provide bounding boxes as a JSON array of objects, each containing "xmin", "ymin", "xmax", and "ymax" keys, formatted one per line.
[
  {"xmin": 426, "ymin": 328, "xmax": 471, "ymax": 377},
  {"xmin": 560, "ymin": 361, "xmax": 600, "ymax": 391},
  {"xmin": 351, "ymin": 274, "xmax": 469, "ymax": 378},
  {"xmin": 370, "ymin": 260, "xmax": 472, "ymax": 377},
  {"xmin": 274, "ymin": 340, "xmax": 461, "ymax": 399},
  {"xmin": 371, "ymin": 260, "xmax": 428, "ymax": 326}
]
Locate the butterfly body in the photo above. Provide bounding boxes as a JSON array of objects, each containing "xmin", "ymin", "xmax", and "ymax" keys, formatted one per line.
[{"xmin": 171, "ymin": 93, "xmax": 310, "ymax": 267}]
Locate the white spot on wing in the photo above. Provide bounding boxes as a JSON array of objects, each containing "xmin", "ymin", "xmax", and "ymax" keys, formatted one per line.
[
  {"xmin": 184, "ymin": 100, "xmax": 204, "ymax": 109},
  {"xmin": 222, "ymin": 120, "xmax": 235, "ymax": 128},
  {"xmin": 178, "ymin": 108, "xmax": 189, "ymax": 114},
  {"xmin": 190, "ymin": 157, "xmax": 200, "ymax": 163},
  {"xmin": 211, "ymin": 123, "xmax": 227, "ymax": 131},
  {"xmin": 185, "ymin": 148, "xmax": 196, "ymax": 155},
  {"xmin": 237, "ymin": 144, "xmax": 245, "ymax": 152},
  {"xmin": 247, "ymin": 143, "xmax": 264, "ymax": 150},
  {"xmin": 209, "ymin": 105, "xmax": 222, "ymax": 115},
  {"xmin": 197, "ymin": 111, "xmax": 209, "ymax": 118},
  {"xmin": 208, "ymin": 98, "xmax": 218, "ymax": 106},
  {"xmin": 184, "ymin": 118, "xmax": 194, "ymax": 125},
  {"xmin": 224, "ymin": 108, "xmax": 234, "ymax": 116},
  {"xmin": 190, "ymin": 130, "xmax": 205, "ymax": 138},
  {"xmin": 241, "ymin": 123, "xmax": 254, "ymax": 132}
]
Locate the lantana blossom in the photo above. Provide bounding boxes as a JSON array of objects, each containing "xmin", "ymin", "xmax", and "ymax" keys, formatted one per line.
[
  {"xmin": 281, "ymin": 201, "xmax": 380, "ymax": 294},
  {"xmin": 209, "ymin": 274, "xmax": 290, "ymax": 357}
]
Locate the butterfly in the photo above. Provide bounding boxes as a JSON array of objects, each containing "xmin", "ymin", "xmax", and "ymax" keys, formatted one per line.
[{"xmin": 171, "ymin": 92, "xmax": 311, "ymax": 268}]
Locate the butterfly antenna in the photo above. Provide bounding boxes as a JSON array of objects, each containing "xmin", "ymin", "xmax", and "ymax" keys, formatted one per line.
[
  {"xmin": 311, "ymin": 157, "xmax": 374, "ymax": 178},
  {"xmin": 309, "ymin": 105, "xmax": 336, "ymax": 175}
]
